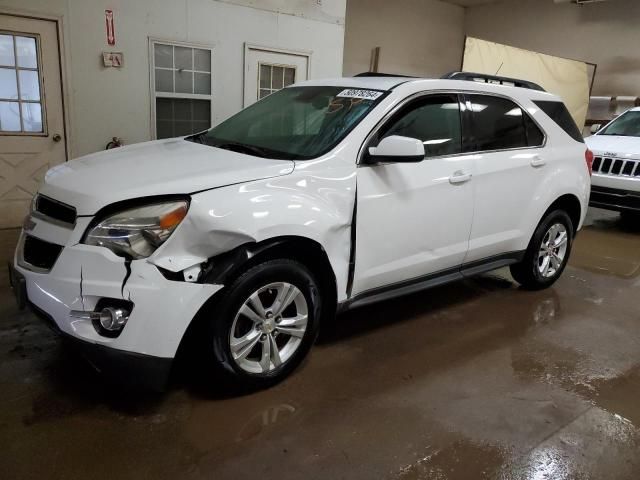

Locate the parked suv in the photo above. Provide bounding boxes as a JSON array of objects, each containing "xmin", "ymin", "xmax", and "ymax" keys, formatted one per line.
[
  {"xmin": 586, "ymin": 107, "xmax": 640, "ymax": 219},
  {"xmin": 10, "ymin": 73, "xmax": 591, "ymax": 390}
]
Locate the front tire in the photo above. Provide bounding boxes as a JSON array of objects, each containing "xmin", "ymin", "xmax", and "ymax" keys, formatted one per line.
[
  {"xmin": 203, "ymin": 258, "xmax": 321, "ymax": 390},
  {"xmin": 510, "ymin": 210, "xmax": 574, "ymax": 290}
]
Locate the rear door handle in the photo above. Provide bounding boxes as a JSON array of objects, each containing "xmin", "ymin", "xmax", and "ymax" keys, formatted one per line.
[
  {"xmin": 531, "ymin": 155, "xmax": 546, "ymax": 167},
  {"xmin": 449, "ymin": 170, "xmax": 472, "ymax": 184}
]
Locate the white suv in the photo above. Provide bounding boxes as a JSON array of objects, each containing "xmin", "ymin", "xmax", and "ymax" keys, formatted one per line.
[
  {"xmin": 586, "ymin": 107, "xmax": 640, "ymax": 219},
  {"xmin": 10, "ymin": 73, "xmax": 592, "ymax": 390}
]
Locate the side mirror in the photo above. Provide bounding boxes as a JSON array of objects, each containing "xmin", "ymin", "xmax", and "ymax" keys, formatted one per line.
[
  {"xmin": 367, "ymin": 135, "xmax": 425, "ymax": 163},
  {"xmin": 590, "ymin": 123, "xmax": 602, "ymax": 135}
]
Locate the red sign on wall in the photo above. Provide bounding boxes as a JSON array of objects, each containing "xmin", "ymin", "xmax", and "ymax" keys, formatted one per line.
[{"xmin": 105, "ymin": 10, "xmax": 116, "ymax": 46}]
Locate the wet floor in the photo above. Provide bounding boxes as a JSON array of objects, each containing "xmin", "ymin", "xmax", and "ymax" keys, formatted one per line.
[{"xmin": 1, "ymin": 208, "xmax": 639, "ymax": 479}]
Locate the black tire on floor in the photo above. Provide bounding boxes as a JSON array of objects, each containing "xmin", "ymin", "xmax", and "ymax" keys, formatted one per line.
[
  {"xmin": 510, "ymin": 209, "xmax": 574, "ymax": 290},
  {"xmin": 201, "ymin": 258, "xmax": 321, "ymax": 390},
  {"xmin": 621, "ymin": 210, "xmax": 640, "ymax": 222}
]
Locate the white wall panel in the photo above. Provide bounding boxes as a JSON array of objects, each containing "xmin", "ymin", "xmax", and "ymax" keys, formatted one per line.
[
  {"xmin": 0, "ymin": 0, "xmax": 346, "ymax": 157},
  {"xmin": 342, "ymin": 0, "xmax": 465, "ymax": 78}
]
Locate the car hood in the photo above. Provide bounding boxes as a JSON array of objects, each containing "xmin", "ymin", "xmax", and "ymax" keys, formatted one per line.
[
  {"xmin": 585, "ymin": 135, "xmax": 640, "ymax": 160},
  {"xmin": 40, "ymin": 138, "xmax": 295, "ymax": 215}
]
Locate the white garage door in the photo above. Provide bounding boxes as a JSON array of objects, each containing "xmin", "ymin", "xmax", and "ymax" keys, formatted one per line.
[{"xmin": 0, "ymin": 14, "xmax": 66, "ymax": 228}]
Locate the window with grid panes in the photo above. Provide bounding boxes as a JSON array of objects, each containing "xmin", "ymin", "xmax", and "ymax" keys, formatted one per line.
[
  {"xmin": 258, "ymin": 63, "xmax": 296, "ymax": 100},
  {"xmin": 152, "ymin": 41, "xmax": 212, "ymax": 139},
  {"xmin": 0, "ymin": 33, "xmax": 44, "ymax": 133}
]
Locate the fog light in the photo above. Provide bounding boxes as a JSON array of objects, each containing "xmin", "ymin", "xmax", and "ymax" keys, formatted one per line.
[
  {"xmin": 70, "ymin": 301, "xmax": 132, "ymax": 338},
  {"xmin": 98, "ymin": 307, "xmax": 129, "ymax": 331}
]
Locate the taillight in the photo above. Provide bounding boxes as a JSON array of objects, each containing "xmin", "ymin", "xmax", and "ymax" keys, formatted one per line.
[{"xmin": 585, "ymin": 149, "xmax": 594, "ymax": 176}]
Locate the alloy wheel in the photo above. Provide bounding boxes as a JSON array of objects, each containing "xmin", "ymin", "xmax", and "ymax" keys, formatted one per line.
[
  {"xmin": 229, "ymin": 282, "xmax": 308, "ymax": 374},
  {"xmin": 537, "ymin": 223, "xmax": 568, "ymax": 278}
]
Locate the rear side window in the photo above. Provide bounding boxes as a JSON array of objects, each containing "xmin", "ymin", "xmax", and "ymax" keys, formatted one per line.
[
  {"xmin": 467, "ymin": 95, "xmax": 544, "ymax": 151},
  {"xmin": 378, "ymin": 94, "xmax": 462, "ymax": 157},
  {"xmin": 533, "ymin": 100, "xmax": 584, "ymax": 143},
  {"xmin": 524, "ymin": 115, "xmax": 544, "ymax": 146}
]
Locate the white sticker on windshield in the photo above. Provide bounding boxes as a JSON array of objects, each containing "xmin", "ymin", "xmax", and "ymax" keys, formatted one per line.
[{"xmin": 336, "ymin": 89, "xmax": 383, "ymax": 100}]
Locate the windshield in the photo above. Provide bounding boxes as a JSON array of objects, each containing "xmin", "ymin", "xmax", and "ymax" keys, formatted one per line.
[
  {"xmin": 599, "ymin": 111, "xmax": 640, "ymax": 137},
  {"xmin": 194, "ymin": 86, "xmax": 386, "ymax": 160}
]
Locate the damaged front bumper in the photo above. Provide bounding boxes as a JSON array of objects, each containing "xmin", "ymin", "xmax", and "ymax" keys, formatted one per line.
[{"xmin": 13, "ymin": 213, "xmax": 222, "ymax": 389}]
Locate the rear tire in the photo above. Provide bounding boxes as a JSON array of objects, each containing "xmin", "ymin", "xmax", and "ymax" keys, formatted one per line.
[
  {"xmin": 201, "ymin": 258, "xmax": 321, "ymax": 390},
  {"xmin": 510, "ymin": 210, "xmax": 574, "ymax": 290}
]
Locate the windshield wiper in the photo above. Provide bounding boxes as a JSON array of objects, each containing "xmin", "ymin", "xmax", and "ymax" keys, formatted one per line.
[
  {"xmin": 215, "ymin": 142, "xmax": 273, "ymax": 158},
  {"xmin": 185, "ymin": 131, "xmax": 207, "ymax": 144}
]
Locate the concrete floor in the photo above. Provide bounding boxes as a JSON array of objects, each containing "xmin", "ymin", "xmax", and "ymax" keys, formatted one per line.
[{"xmin": 1, "ymin": 208, "xmax": 639, "ymax": 479}]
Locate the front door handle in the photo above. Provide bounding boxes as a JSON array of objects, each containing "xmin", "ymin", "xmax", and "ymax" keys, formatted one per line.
[
  {"xmin": 531, "ymin": 155, "xmax": 546, "ymax": 167},
  {"xmin": 449, "ymin": 170, "xmax": 472, "ymax": 184}
]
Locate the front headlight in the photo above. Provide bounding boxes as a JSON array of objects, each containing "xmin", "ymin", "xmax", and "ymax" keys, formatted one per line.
[{"xmin": 83, "ymin": 200, "xmax": 189, "ymax": 259}]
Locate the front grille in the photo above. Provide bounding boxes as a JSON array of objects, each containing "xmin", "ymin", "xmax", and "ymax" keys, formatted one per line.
[
  {"xmin": 35, "ymin": 195, "xmax": 77, "ymax": 225},
  {"xmin": 592, "ymin": 156, "xmax": 640, "ymax": 177},
  {"xmin": 22, "ymin": 235, "xmax": 63, "ymax": 271}
]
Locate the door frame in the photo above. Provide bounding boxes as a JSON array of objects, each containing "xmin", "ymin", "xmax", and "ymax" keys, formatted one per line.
[
  {"xmin": 242, "ymin": 43, "xmax": 311, "ymax": 107},
  {"xmin": 0, "ymin": 6, "xmax": 71, "ymax": 161}
]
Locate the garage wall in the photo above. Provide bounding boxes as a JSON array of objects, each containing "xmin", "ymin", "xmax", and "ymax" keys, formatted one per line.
[
  {"xmin": 0, "ymin": 0, "xmax": 346, "ymax": 158},
  {"xmin": 342, "ymin": 0, "xmax": 465, "ymax": 77},
  {"xmin": 464, "ymin": 0, "xmax": 640, "ymax": 97}
]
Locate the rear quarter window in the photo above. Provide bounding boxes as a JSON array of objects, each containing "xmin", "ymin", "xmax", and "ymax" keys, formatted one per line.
[{"xmin": 533, "ymin": 100, "xmax": 584, "ymax": 143}]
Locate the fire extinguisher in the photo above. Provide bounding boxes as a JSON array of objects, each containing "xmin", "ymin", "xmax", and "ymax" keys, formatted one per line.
[{"xmin": 105, "ymin": 137, "xmax": 123, "ymax": 149}]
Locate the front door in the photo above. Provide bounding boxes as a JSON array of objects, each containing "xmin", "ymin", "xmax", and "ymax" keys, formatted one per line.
[
  {"xmin": 352, "ymin": 94, "xmax": 475, "ymax": 296},
  {"xmin": 0, "ymin": 14, "xmax": 66, "ymax": 228},
  {"xmin": 244, "ymin": 45, "xmax": 309, "ymax": 107}
]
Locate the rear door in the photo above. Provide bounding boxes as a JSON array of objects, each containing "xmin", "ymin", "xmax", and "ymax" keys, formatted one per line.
[
  {"xmin": 462, "ymin": 93, "xmax": 546, "ymax": 263},
  {"xmin": 352, "ymin": 93, "xmax": 475, "ymax": 296}
]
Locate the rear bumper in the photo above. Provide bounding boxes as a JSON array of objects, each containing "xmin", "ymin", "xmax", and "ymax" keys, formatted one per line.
[{"xmin": 589, "ymin": 186, "xmax": 640, "ymax": 212}]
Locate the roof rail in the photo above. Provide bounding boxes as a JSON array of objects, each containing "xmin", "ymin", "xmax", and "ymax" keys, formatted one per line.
[
  {"xmin": 354, "ymin": 72, "xmax": 416, "ymax": 78},
  {"xmin": 442, "ymin": 71, "xmax": 546, "ymax": 92}
]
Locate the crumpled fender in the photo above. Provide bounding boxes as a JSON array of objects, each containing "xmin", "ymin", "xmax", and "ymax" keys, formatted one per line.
[{"xmin": 148, "ymin": 156, "xmax": 357, "ymax": 301}]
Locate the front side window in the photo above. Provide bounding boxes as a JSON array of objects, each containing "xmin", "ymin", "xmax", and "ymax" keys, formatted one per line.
[
  {"xmin": 598, "ymin": 110, "xmax": 640, "ymax": 138},
  {"xmin": 197, "ymin": 86, "xmax": 385, "ymax": 160},
  {"xmin": 377, "ymin": 94, "xmax": 463, "ymax": 157},
  {"xmin": 468, "ymin": 95, "xmax": 544, "ymax": 151}
]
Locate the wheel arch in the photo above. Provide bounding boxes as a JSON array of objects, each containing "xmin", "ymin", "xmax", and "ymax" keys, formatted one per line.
[
  {"xmin": 542, "ymin": 193, "xmax": 582, "ymax": 234},
  {"xmin": 175, "ymin": 236, "xmax": 338, "ymax": 364}
]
